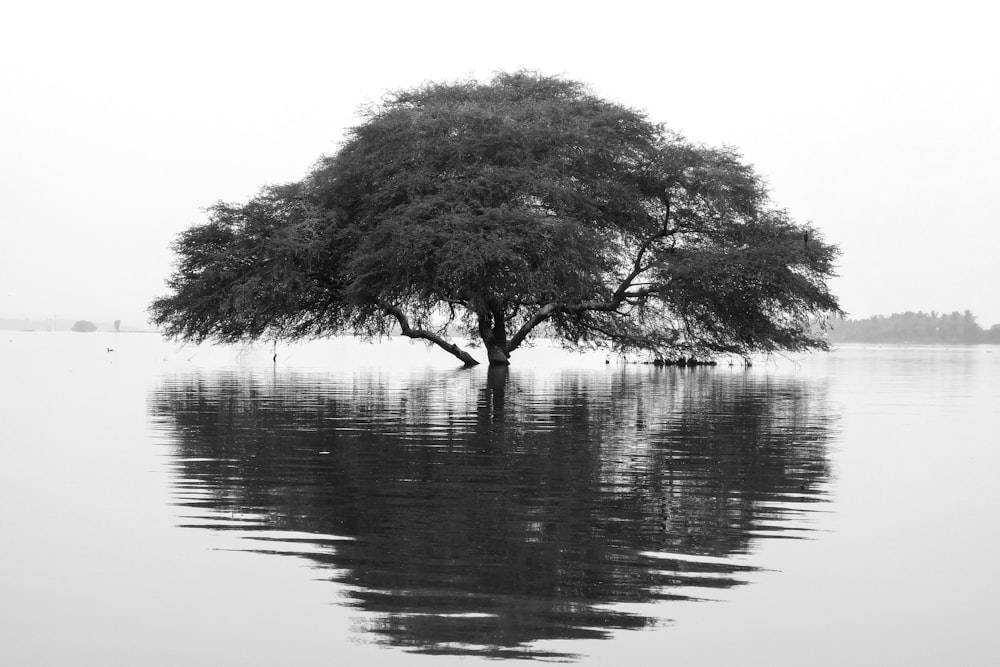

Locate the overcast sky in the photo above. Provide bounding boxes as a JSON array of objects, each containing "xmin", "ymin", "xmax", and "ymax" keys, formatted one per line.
[{"xmin": 2, "ymin": 0, "xmax": 997, "ymax": 328}]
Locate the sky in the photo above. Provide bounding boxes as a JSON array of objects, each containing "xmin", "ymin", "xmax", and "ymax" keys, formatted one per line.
[{"xmin": 2, "ymin": 0, "xmax": 998, "ymax": 328}]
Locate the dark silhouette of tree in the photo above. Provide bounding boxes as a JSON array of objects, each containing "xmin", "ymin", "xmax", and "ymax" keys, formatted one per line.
[
  {"xmin": 149, "ymin": 367, "xmax": 834, "ymax": 657},
  {"xmin": 71, "ymin": 320, "xmax": 97, "ymax": 332},
  {"xmin": 829, "ymin": 310, "xmax": 990, "ymax": 344},
  {"xmin": 150, "ymin": 72, "xmax": 841, "ymax": 366}
]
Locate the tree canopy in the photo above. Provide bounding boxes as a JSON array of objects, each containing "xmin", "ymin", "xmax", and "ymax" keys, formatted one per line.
[{"xmin": 150, "ymin": 72, "xmax": 841, "ymax": 366}]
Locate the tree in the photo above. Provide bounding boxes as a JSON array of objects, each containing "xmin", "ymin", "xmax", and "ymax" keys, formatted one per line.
[{"xmin": 150, "ymin": 72, "xmax": 841, "ymax": 366}]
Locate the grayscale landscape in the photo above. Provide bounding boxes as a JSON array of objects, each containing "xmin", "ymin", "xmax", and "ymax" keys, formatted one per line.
[{"xmin": 2, "ymin": 2, "xmax": 998, "ymax": 665}]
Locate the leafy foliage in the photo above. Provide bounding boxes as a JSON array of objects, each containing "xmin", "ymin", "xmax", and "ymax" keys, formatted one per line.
[{"xmin": 151, "ymin": 72, "xmax": 841, "ymax": 365}]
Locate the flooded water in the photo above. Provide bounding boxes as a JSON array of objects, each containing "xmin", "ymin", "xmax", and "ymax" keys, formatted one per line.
[{"xmin": 2, "ymin": 334, "xmax": 998, "ymax": 665}]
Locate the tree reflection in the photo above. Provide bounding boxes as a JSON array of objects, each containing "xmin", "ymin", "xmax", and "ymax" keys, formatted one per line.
[{"xmin": 149, "ymin": 366, "xmax": 833, "ymax": 658}]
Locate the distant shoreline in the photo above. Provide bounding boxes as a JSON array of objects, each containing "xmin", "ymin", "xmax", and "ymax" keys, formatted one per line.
[{"xmin": 831, "ymin": 340, "xmax": 998, "ymax": 347}]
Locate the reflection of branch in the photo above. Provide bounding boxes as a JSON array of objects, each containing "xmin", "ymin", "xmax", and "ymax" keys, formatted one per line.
[{"xmin": 378, "ymin": 300, "xmax": 480, "ymax": 366}]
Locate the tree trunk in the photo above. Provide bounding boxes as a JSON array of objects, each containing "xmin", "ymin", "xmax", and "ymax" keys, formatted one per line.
[
  {"xmin": 479, "ymin": 302, "xmax": 511, "ymax": 366},
  {"xmin": 486, "ymin": 343, "xmax": 510, "ymax": 366}
]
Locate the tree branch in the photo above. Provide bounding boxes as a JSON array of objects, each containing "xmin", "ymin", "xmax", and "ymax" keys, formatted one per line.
[
  {"xmin": 572, "ymin": 318, "xmax": 681, "ymax": 355},
  {"xmin": 378, "ymin": 300, "xmax": 480, "ymax": 366},
  {"xmin": 506, "ymin": 303, "xmax": 559, "ymax": 353},
  {"xmin": 505, "ymin": 222, "xmax": 676, "ymax": 354}
]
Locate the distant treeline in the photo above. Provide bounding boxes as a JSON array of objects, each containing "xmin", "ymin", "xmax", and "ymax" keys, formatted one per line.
[
  {"xmin": 0, "ymin": 317, "xmax": 154, "ymax": 333},
  {"xmin": 828, "ymin": 310, "xmax": 1000, "ymax": 344}
]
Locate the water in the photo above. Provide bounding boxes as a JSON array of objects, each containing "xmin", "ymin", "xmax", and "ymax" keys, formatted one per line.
[{"xmin": 2, "ymin": 334, "xmax": 998, "ymax": 665}]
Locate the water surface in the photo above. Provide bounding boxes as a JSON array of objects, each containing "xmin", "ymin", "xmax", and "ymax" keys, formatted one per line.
[
  {"xmin": 149, "ymin": 363, "xmax": 833, "ymax": 659},
  {"xmin": 2, "ymin": 335, "xmax": 998, "ymax": 665}
]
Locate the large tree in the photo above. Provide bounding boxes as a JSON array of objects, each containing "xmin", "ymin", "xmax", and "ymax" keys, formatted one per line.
[{"xmin": 151, "ymin": 72, "xmax": 841, "ymax": 366}]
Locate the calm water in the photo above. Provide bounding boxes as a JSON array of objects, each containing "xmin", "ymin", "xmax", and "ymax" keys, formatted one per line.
[{"xmin": 2, "ymin": 334, "xmax": 998, "ymax": 665}]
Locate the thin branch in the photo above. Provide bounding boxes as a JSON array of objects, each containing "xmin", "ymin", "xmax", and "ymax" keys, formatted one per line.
[{"xmin": 505, "ymin": 222, "xmax": 676, "ymax": 354}]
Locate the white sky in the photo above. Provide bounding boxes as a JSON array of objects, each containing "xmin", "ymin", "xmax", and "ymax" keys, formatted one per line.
[{"xmin": 2, "ymin": 0, "xmax": 998, "ymax": 328}]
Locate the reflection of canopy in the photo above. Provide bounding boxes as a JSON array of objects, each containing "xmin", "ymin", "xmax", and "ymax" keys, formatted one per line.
[{"xmin": 149, "ymin": 367, "xmax": 833, "ymax": 658}]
